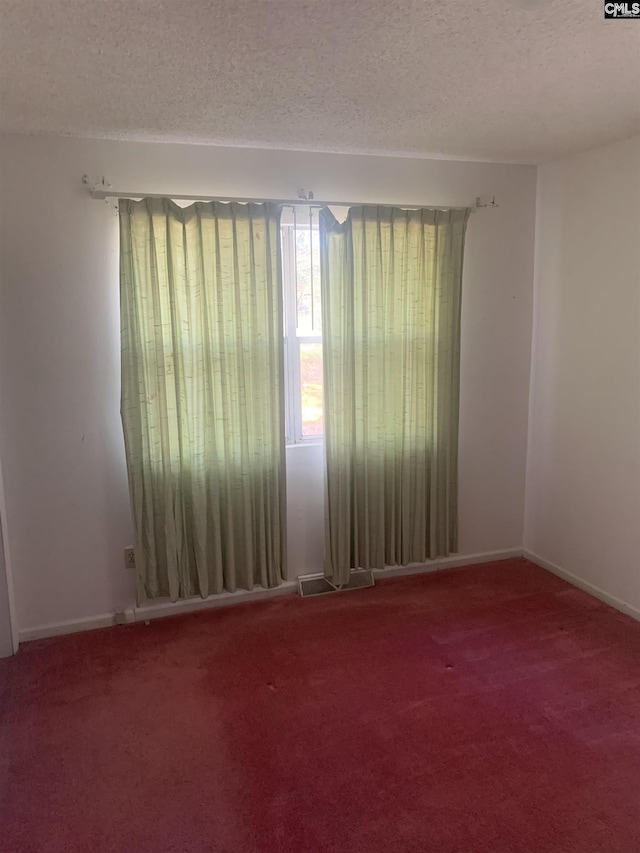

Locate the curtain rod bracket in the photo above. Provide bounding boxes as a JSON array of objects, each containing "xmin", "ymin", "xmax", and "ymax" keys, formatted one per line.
[
  {"xmin": 82, "ymin": 174, "xmax": 112, "ymax": 193},
  {"xmin": 475, "ymin": 195, "xmax": 499, "ymax": 209},
  {"xmin": 83, "ymin": 175, "xmax": 118, "ymax": 212}
]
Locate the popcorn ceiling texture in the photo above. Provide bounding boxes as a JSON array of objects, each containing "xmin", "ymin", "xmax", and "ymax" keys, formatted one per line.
[{"xmin": 0, "ymin": 0, "xmax": 638, "ymax": 163}]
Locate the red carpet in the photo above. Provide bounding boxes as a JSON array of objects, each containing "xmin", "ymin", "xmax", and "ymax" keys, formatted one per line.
[{"xmin": 1, "ymin": 558, "xmax": 640, "ymax": 852}]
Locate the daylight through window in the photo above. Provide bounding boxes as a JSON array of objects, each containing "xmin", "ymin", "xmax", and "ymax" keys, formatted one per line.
[{"xmin": 281, "ymin": 206, "xmax": 323, "ymax": 443}]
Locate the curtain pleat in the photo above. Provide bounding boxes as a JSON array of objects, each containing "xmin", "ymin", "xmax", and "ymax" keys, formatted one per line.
[
  {"xmin": 320, "ymin": 205, "xmax": 470, "ymax": 585},
  {"xmin": 119, "ymin": 199, "xmax": 286, "ymax": 603}
]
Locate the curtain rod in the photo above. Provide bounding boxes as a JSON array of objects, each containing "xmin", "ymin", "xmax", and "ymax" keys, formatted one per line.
[{"xmin": 83, "ymin": 177, "xmax": 497, "ymax": 212}]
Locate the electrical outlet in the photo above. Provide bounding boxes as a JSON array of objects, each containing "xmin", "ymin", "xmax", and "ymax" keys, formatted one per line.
[{"xmin": 124, "ymin": 547, "xmax": 135, "ymax": 569}]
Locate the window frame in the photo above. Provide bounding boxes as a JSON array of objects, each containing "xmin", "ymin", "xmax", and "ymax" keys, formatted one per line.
[{"xmin": 281, "ymin": 219, "xmax": 323, "ymax": 445}]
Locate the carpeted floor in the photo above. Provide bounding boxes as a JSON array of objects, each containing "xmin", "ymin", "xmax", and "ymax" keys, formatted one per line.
[{"xmin": 1, "ymin": 558, "xmax": 640, "ymax": 852}]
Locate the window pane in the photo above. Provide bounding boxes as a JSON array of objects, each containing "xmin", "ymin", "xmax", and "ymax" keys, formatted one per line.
[
  {"xmin": 300, "ymin": 342, "xmax": 323, "ymax": 436},
  {"xmin": 281, "ymin": 227, "xmax": 288, "ymax": 330},
  {"xmin": 295, "ymin": 225, "xmax": 322, "ymax": 334}
]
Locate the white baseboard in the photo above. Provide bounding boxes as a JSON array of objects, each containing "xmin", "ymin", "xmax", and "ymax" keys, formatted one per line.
[
  {"xmin": 19, "ymin": 581, "xmax": 298, "ymax": 642},
  {"xmin": 133, "ymin": 580, "xmax": 298, "ymax": 623},
  {"xmin": 18, "ymin": 548, "xmax": 640, "ymax": 643},
  {"xmin": 523, "ymin": 550, "xmax": 640, "ymax": 623},
  {"xmin": 19, "ymin": 613, "xmax": 122, "ymax": 642},
  {"xmin": 374, "ymin": 548, "xmax": 524, "ymax": 580},
  {"xmin": 19, "ymin": 548, "xmax": 525, "ymax": 643}
]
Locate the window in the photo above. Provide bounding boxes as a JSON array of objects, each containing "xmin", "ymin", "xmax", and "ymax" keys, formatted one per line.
[{"xmin": 281, "ymin": 207, "xmax": 323, "ymax": 443}]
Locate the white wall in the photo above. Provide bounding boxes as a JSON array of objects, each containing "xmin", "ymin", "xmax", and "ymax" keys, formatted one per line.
[
  {"xmin": 0, "ymin": 516, "xmax": 14, "ymax": 656},
  {"xmin": 0, "ymin": 133, "xmax": 536, "ymax": 634},
  {"xmin": 525, "ymin": 135, "xmax": 640, "ymax": 614}
]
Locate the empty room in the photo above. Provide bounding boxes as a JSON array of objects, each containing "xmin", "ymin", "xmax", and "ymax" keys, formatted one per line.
[{"xmin": 1, "ymin": 1, "xmax": 639, "ymax": 851}]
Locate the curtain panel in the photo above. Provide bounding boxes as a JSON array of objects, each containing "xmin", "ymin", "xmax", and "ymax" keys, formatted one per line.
[
  {"xmin": 320, "ymin": 205, "xmax": 470, "ymax": 585},
  {"xmin": 119, "ymin": 199, "xmax": 286, "ymax": 603}
]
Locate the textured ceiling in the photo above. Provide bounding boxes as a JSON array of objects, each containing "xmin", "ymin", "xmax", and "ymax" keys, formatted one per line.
[{"xmin": 0, "ymin": 0, "xmax": 638, "ymax": 163}]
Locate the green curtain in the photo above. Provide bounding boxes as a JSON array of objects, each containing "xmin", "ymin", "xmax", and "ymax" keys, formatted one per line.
[
  {"xmin": 119, "ymin": 199, "xmax": 286, "ymax": 603},
  {"xmin": 320, "ymin": 205, "xmax": 470, "ymax": 585}
]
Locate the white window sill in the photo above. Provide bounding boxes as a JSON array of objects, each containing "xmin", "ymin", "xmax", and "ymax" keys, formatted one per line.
[{"xmin": 286, "ymin": 440, "xmax": 324, "ymax": 449}]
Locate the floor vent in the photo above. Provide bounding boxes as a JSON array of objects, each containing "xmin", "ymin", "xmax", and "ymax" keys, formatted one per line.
[{"xmin": 298, "ymin": 569, "xmax": 375, "ymax": 598}]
